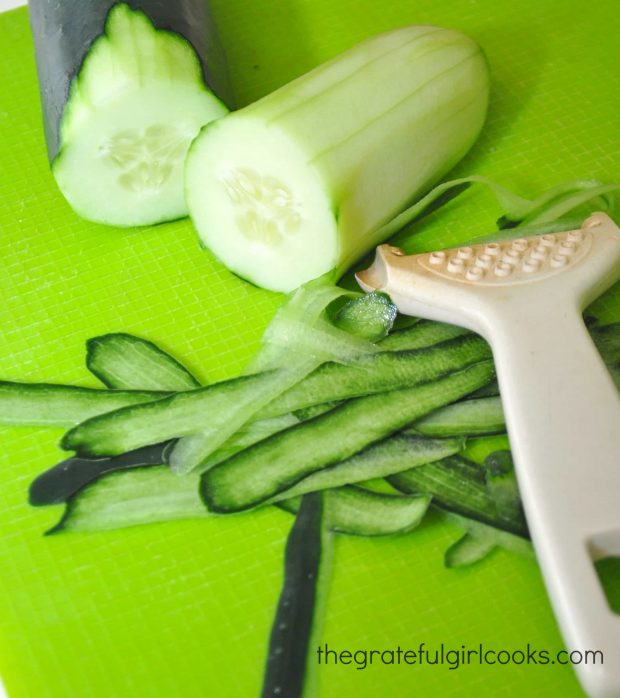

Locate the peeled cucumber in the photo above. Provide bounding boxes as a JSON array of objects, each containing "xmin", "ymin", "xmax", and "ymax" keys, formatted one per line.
[
  {"xmin": 29, "ymin": 2, "xmax": 230, "ymax": 226},
  {"xmin": 186, "ymin": 25, "xmax": 489, "ymax": 291}
]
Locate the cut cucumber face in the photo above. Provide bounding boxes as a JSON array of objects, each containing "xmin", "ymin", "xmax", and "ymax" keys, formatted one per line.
[
  {"xmin": 186, "ymin": 25, "xmax": 489, "ymax": 291},
  {"xmin": 55, "ymin": 87, "xmax": 226, "ymax": 226},
  {"xmin": 186, "ymin": 118, "xmax": 340, "ymax": 289},
  {"xmin": 31, "ymin": 3, "xmax": 228, "ymax": 226}
]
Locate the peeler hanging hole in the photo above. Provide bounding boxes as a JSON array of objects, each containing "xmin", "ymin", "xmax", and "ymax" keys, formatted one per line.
[
  {"xmin": 588, "ymin": 531, "xmax": 620, "ymax": 615},
  {"xmin": 593, "ymin": 558, "xmax": 620, "ymax": 615}
]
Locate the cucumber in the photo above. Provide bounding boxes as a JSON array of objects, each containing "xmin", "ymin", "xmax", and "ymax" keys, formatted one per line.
[
  {"xmin": 48, "ymin": 463, "xmax": 427, "ymax": 537},
  {"xmin": 260, "ymin": 334, "xmax": 492, "ymax": 418},
  {"xmin": 49, "ymin": 466, "xmax": 205, "ymax": 534},
  {"xmin": 389, "ymin": 454, "xmax": 528, "ymax": 536},
  {"xmin": 483, "ymin": 450, "xmax": 527, "ymax": 531},
  {"xmin": 29, "ymin": 2, "xmax": 230, "ymax": 226},
  {"xmin": 29, "ymin": 442, "xmax": 172, "ymax": 507},
  {"xmin": 378, "ymin": 320, "xmax": 470, "ymax": 352},
  {"xmin": 200, "ymin": 360, "xmax": 495, "ymax": 513},
  {"xmin": 278, "ymin": 487, "xmax": 430, "ymax": 537},
  {"xmin": 329, "ymin": 291, "xmax": 397, "ymax": 341},
  {"xmin": 270, "ymin": 435, "xmax": 464, "ymax": 502},
  {"xmin": 412, "ymin": 396, "xmax": 505, "ymax": 437},
  {"xmin": 0, "ymin": 381, "xmax": 168, "ymax": 428},
  {"xmin": 440, "ymin": 511, "xmax": 533, "ymax": 561},
  {"xmin": 444, "ymin": 530, "xmax": 497, "ymax": 568},
  {"xmin": 62, "ymin": 334, "xmax": 492, "ymax": 457},
  {"xmin": 262, "ymin": 493, "xmax": 331, "ymax": 698},
  {"xmin": 167, "ymin": 290, "xmax": 396, "ymax": 474},
  {"xmin": 186, "ymin": 25, "xmax": 489, "ymax": 291},
  {"xmin": 87, "ymin": 333, "xmax": 201, "ymax": 391}
]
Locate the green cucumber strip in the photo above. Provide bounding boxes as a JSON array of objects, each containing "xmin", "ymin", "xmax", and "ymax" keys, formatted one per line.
[
  {"xmin": 440, "ymin": 511, "xmax": 533, "ymax": 559},
  {"xmin": 0, "ymin": 382, "xmax": 168, "ymax": 428},
  {"xmin": 444, "ymin": 530, "xmax": 497, "ymax": 568},
  {"xmin": 271, "ymin": 435, "xmax": 464, "ymax": 502},
  {"xmin": 278, "ymin": 487, "xmax": 430, "ymax": 537},
  {"xmin": 389, "ymin": 454, "xmax": 527, "ymax": 536},
  {"xmin": 261, "ymin": 493, "xmax": 332, "ymax": 698},
  {"xmin": 29, "ymin": 441, "xmax": 172, "ymax": 507},
  {"xmin": 260, "ymin": 334, "xmax": 492, "ymax": 419},
  {"xmin": 168, "ymin": 361, "xmax": 317, "ymax": 474},
  {"xmin": 483, "ymin": 450, "xmax": 527, "ymax": 531},
  {"xmin": 49, "ymin": 466, "xmax": 205, "ymax": 534},
  {"xmin": 412, "ymin": 396, "xmax": 505, "ymax": 437},
  {"xmin": 63, "ymin": 333, "xmax": 491, "ymax": 458},
  {"xmin": 377, "ymin": 320, "xmax": 470, "ymax": 352},
  {"xmin": 62, "ymin": 370, "xmax": 286, "ymax": 456},
  {"xmin": 87, "ymin": 333, "xmax": 201, "ymax": 391},
  {"xmin": 466, "ymin": 380, "xmax": 500, "ymax": 399},
  {"xmin": 168, "ymin": 289, "xmax": 395, "ymax": 474},
  {"xmin": 200, "ymin": 360, "xmax": 495, "ymax": 513},
  {"xmin": 186, "ymin": 332, "xmax": 489, "ymax": 474},
  {"xmin": 198, "ymin": 414, "xmax": 301, "ymax": 471},
  {"xmin": 293, "ymin": 402, "xmax": 339, "ymax": 422}
]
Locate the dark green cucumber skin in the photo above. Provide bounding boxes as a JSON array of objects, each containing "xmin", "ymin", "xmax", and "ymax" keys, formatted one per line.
[
  {"xmin": 389, "ymin": 455, "xmax": 529, "ymax": 538},
  {"xmin": 29, "ymin": 441, "xmax": 172, "ymax": 506},
  {"xmin": 29, "ymin": 0, "xmax": 233, "ymax": 161},
  {"xmin": 262, "ymin": 493, "xmax": 327, "ymax": 698}
]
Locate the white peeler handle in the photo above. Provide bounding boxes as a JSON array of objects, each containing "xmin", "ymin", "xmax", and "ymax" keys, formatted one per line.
[{"xmin": 486, "ymin": 298, "xmax": 620, "ymax": 698}]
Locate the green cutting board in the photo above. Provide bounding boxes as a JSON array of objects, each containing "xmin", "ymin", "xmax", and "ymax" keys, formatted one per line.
[{"xmin": 0, "ymin": 1, "xmax": 618, "ymax": 696}]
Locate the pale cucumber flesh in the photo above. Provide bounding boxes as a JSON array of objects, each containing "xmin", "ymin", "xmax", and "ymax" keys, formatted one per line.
[
  {"xmin": 54, "ymin": 4, "xmax": 227, "ymax": 226},
  {"xmin": 186, "ymin": 26, "xmax": 488, "ymax": 291}
]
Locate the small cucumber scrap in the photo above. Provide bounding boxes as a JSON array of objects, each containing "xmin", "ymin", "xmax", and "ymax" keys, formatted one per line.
[
  {"xmin": 412, "ymin": 396, "xmax": 505, "ymax": 437},
  {"xmin": 444, "ymin": 530, "xmax": 498, "ymax": 568},
  {"xmin": 0, "ymin": 382, "xmax": 168, "ymax": 428},
  {"xmin": 278, "ymin": 487, "xmax": 430, "ymax": 537},
  {"xmin": 49, "ymin": 466, "xmax": 205, "ymax": 534},
  {"xmin": 87, "ymin": 333, "xmax": 201, "ymax": 391}
]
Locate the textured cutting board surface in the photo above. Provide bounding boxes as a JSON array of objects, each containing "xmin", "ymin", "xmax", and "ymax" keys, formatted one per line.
[{"xmin": 0, "ymin": 1, "xmax": 619, "ymax": 697}]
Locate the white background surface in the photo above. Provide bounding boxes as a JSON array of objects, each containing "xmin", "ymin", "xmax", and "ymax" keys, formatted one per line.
[{"xmin": 0, "ymin": 0, "xmax": 25, "ymax": 11}]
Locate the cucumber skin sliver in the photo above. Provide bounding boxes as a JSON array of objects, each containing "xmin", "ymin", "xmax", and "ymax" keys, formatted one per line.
[
  {"xmin": 278, "ymin": 487, "xmax": 431, "ymax": 537},
  {"xmin": 200, "ymin": 360, "xmax": 495, "ymax": 513},
  {"xmin": 87, "ymin": 333, "xmax": 201, "ymax": 391},
  {"xmin": 62, "ymin": 334, "xmax": 491, "ymax": 457},
  {"xmin": 0, "ymin": 382, "xmax": 168, "ymax": 428},
  {"xmin": 270, "ymin": 435, "xmax": 464, "ymax": 502},
  {"xmin": 50, "ymin": 466, "xmax": 206, "ymax": 534},
  {"xmin": 186, "ymin": 25, "xmax": 489, "ymax": 291},
  {"xmin": 261, "ymin": 493, "xmax": 331, "ymax": 698},
  {"xmin": 413, "ymin": 396, "xmax": 505, "ymax": 437},
  {"xmin": 261, "ymin": 334, "xmax": 491, "ymax": 418}
]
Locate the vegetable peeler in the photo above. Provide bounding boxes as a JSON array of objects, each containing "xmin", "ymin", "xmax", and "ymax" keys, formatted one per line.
[{"xmin": 356, "ymin": 212, "xmax": 620, "ymax": 698}]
